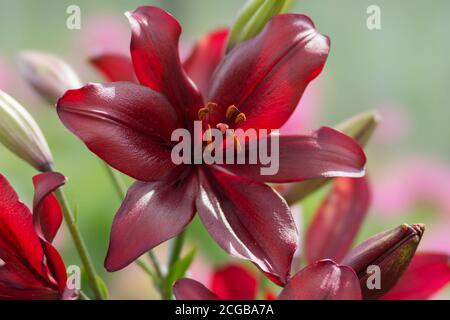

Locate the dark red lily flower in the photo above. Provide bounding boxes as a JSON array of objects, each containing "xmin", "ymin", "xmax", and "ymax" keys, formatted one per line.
[
  {"xmin": 174, "ymin": 260, "xmax": 361, "ymax": 300},
  {"xmin": 57, "ymin": 6, "xmax": 366, "ymax": 283},
  {"xmin": 0, "ymin": 172, "xmax": 74, "ymax": 300}
]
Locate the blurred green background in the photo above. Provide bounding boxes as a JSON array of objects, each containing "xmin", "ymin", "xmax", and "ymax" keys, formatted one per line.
[{"xmin": 1, "ymin": 0, "xmax": 449, "ymax": 299}]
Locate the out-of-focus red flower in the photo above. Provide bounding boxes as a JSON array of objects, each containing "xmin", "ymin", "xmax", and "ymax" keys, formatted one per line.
[
  {"xmin": 174, "ymin": 260, "xmax": 361, "ymax": 300},
  {"xmin": 0, "ymin": 172, "xmax": 74, "ymax": 300},
  {"xmin": 57, "ymin": 6, "xmax": 366, "ymax": 283}
]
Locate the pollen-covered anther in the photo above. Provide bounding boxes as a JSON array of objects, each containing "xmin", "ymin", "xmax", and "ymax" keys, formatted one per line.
[
  {"xmin": 226, "ymin": 105, "xmax": 239, "ymax": 120},
  {"xmin": 197, "ymin": 107, "xmax": 209, "ymax": 121},
  {"xmin": 216, "ymin": 123, "xmax": 229, "ymax": 134},
  {"xmin": 234, "ymin": 112, "xmax": 246, "ymax": 124}
]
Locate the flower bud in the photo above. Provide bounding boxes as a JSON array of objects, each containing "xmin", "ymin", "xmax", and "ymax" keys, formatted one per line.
[
  {"xmin": 284, "ymin": 111, "xmax": 380, "ymax": 205},
  {"xmin": 336, "ymin": 110, "xmax": 381, "ymax": 148},
  {"xmin": 0, "ymin": 90, "xmax": 53, "ymax": 171},
  {"xmin": 342, "ymin": 223, "xmax": 425, "ymax": 300},
  {"xmin": 17, "ymin": 51, "xmax": 82, "ymax": 105},
  {"xmin": 227, "ymin": 0, "xmax": 291, "ymax": 51}
]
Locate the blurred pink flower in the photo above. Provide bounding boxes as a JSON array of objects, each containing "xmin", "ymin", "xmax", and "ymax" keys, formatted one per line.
[
  {"xmin": 76, "ymin": 13, "xmax": 130, "ymax": 56},
  {"xmin": 280, "ymin": 79, "xmax": 322, "ymax": 135},
  {"xmin": 373, "ymin": 157, "xmax": 450, "ymax": 217},
  {"xmin": 374, "ymin": 103, "xmax": 411, "ymax": 144}
]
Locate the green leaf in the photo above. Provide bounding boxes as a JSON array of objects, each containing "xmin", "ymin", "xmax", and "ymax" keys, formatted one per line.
[{"xmin": 162, "ymin": 246, "xmax": 197, "ymax": 298}]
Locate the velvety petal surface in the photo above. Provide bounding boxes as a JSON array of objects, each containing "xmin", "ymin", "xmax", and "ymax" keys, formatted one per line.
[
  {"xmin": 223, "ymin": 127, "xmax": 366, "ymax": 183},
  {"xmin": 105, "ymin": 170, "xmax": 198, "ymax": 271},
  {"xmin": 278, "ymin": 260, "xmax": 362, "ymax": 300},
  {"xmin": 57, "ymin": 82, "xmax": 183, "ymax": 182},
  {"xmin": 173, "ymin": 278, "xmax": 219, "ymax": 300},
  {"xmin": 207, "ymin": 14, "xmax": 329, "ymax": 131},
  {"xmin": 196, "ymin": 167, "xmax": 298, "ymax": 285},
  {"xmin": 381, "ymin": 252, "xmax": 450, "ymax": 300},
  {"xmin": 183, "ymin": 29, "xmax": 228, "ymax": 96},
  {"xmin": 305, "ymin": 177, "xmax": 371, "ymax": 263},
  {"xmin": 90, "ymin": 54, "xmax": 137, "ymax": 82},
  {"xmin": 211, "ymin": 264, "xmax": 258, "ymax": 300},
  {"xmin": 127, "ymin": 6, "xmax": 203, "ymax": 114}
]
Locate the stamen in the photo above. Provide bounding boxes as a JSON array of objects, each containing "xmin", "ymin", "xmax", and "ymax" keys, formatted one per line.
[
  {"xmin": 234, "ymin": 112, "xmax": 247, "ymax": 124},
  {"xmin": 226, "ymin": 105, "xmax": 239, "ymax": 120},
  {"xmin": 198, "ymin": 107, "xmax": 209, "ymax": 121},
  {"xmin": 234, "ymin": 135, "xmax": 242, "ymax": 153},
  {"xmin": 205, "ymin": 125, "xmax": 213, "ymax": 144},
  {"xmin": 216, "ymin": 123, "xmax": 229, "ymax": 134},
  {"xmin": 206, "ymin": 102, "xmax": 218, "ymax": 112}
]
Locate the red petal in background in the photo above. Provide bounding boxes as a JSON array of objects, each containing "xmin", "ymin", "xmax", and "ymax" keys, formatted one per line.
[
  {"xmin": 223, "ymin": 127, "xmax": 366, "ymax": 183},
  {"xmin": 0, "ymin": 174, "xmax": 59, "ymax": 299},
  {"xmin": 32, "ymin": 172, "xmax": 66, "ymax": 243},
  {"xmin": 90, "ymin": 53, "xmax": 137, "ymax": 83},
  {"xmin": 211, "ymin": 264, "xmax": 258, "ymax": 300},
  {"xmin": 207, "ymin": 14, "xmax": 329, "ymax": 131},
  {"xmin": 127, "ymin": 6, "xmax": 203, "ymax": 114},
  {"xmin": 305, "ymin": 177, "xmax": 371, "ymax": 263},
  {"xmin": 105, "ymin": 170, "xmax": 198, "ymax": 271},
  {"xmin": 57, "ymin": 82, "xmax": 183, "ymax": 182},
  {"xmin": 173, "ymin": 278, "xmax": 219, "ymax": 300},
  {"xmin": 196, "ymin": 167, "xmax": 298, "ymax": 285},
  {"xmin": 183, "ymin": 28, "xmax": 228, "ymax": 96},
  {"xmin": 278, "ymin": 260, "xmax": 362, "ymax": 300},
  {"xmin": 381, "ymin": 252, "xmax": 450, "ymax": 300}
]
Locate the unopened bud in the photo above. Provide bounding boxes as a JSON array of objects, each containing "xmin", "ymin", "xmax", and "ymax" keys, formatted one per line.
[
  {"xmin": 0, "ymin": 90, "xmax": 53, "ymax": 171},
  {"xmin": 227, "ymin": 0, "xmax": 290, "ymax": 52},
  {"xmin": 17, "ymin": 51, "xmax": 82, "ymax": 105},
  {"xmin": 342, "ymin": 223, "xmax": 425, "ymax": 299}
]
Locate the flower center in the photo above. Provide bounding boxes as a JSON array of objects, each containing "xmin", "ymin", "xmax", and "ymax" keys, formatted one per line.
[{"xmin": 197, "ymin": 102, "xmax": 247, "ymax": 151}]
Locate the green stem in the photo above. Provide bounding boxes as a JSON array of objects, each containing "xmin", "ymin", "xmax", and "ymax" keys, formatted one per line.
[
  {"xmin": 102, "ymin": 162, "xmax": 127, "ymax": 199},
  {"xmin": 148, "ymin": 251, "xmax": 164, "ymax": 280},
  {"xmin": 49, "ymin": 168, "xmax": 104, "ymax": 300},
  {"xmin": 79, "ymin": 291, "xmax": 91, "ymax": 300},
  {"xmin": 168, "ymin": 230, "xmax": 186, "ymax": 268}
]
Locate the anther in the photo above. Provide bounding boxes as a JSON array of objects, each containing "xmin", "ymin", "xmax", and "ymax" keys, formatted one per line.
[
  {"xmin": 234, "ymin": 112, "xmax": 246, "ymax": 124},
  {"xmin": 198, "ymin": 107, "xmax": 209, "ymax": 121},
  {"xmin": 206, "ymin": 102, "xmax": 218, "ymax": 111},
  {"xmin": 216, "ymin": 123, "xmax": 229, "ymax": 134},
  {"xmin": 226, "ymin": 105, "xmax": 239, "ymax": 120}
]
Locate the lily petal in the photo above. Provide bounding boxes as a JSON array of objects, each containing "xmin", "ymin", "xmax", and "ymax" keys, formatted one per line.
[
  {"xmin": 223, "ymin": 127, "xmax": 366, "ymax": 183},
  {"xmin": 32, "ymin": 172, "xmax": 68, "ymax": 293},
  {"xmin": 381, "ymin": 252, "xmax": 450, "ymax": 300},
  {"xmin": 57, "ymin": 82, "xmax": 183, "ymax": 182},
  {"xmin": 305, "ymin": 177, "xmax": 371, "ymax": 263},
  {"xmin": 32, "ymin": 172, "xmax": 66, "ymax": 243},
  {"xmin": 183, "ymin": 28, "xmax": 228, "ymax": 96},
  {"xmin": 196, "ymin": 167, "xmax": 298, "ymax": 285},
  {"xmin": 90, "ymin": 53, "xmax": 137, "ymax": 82},
  {"xmin": 208, "ymin": 14, "xmax": 329, "ymax": 131},
  {"xmin": 211, "ymin": 264, "xmax": 258, "ymax": 300},
  {"xmin": 173, "ymin": 278, "xmax": 219, "ymax": 300},
  {"xmin": 105, "ymin": 170, "xmax": 198, "ymax": 271},
  {"xmin": 127, "ymin": 6, "xmax": 203, "ymax": 114},
  {"xmin": 278, "ymin": 260, "xmax": 362, "ymax": 300}
]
